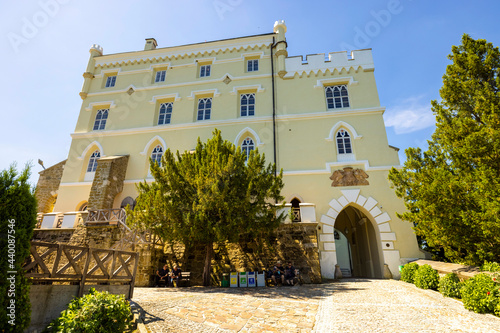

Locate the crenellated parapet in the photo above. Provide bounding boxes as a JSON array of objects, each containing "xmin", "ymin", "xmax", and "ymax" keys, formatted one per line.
[{"xmin": 283, "ymin": 49, "xmax": 374, "ymax": 79}]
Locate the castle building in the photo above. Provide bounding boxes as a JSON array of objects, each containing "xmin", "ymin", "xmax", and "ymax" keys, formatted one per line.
[{"xmin": 36, "ymin": 21, "xmax": 423, "ymax": 280}]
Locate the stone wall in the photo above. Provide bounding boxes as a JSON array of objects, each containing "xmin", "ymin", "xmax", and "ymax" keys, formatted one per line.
[
  {"xmin": 88, "ymin": 155, "xmax": 129, "ymax": 210},
  {"xmin": 35, "ymin": 160, "xmax": 66, "ymax": 213},
  {"xmin": 158, "ymin": 222, "xmax": 321, "ymax": 285}
]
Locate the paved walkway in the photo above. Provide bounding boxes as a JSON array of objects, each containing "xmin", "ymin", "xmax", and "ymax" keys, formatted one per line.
[{"xmin": 131, "ymin": 279, "xmax": 500, "ymax": 333}]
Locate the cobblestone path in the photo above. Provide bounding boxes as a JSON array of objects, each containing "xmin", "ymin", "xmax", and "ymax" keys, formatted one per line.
[{"xmin": 131, "ymin": 279, "xmax": 500, "ymax": 332}]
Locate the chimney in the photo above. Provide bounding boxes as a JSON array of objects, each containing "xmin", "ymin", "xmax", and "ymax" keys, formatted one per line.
[{"xmin": 144, "ymin": 38, "xmax": 157, "ymax": 51}]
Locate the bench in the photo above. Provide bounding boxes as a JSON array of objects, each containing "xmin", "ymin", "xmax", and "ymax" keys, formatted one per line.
[
  {"xmin": 266, "ymin": 269, "xmax": 302, "ymax": 286},
  {"xmin": 175, "ymin": 272, "xmax": 191, "ymax": 287}
]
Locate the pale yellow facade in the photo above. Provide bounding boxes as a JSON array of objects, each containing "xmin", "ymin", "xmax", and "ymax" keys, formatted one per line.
[{"xmin": 48, "ymin": 21, "xmax": 423, "ymax": 279}]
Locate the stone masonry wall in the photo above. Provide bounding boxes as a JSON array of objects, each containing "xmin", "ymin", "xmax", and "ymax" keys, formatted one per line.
[
  {"xmin": 35, "ymin": 160, "xmax": 66, "ymax": 213},
  {"xmin": 87, "ymin": 155, "xmax": 129, "ymax": 210},
  {"xmin": 158, "ymin": 223, "xmax": 321, "ymax": 286}
]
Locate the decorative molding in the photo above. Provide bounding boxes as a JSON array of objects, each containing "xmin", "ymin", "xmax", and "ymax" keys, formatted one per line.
[
  {"xmin": 77, "ymin": 141, "xmax": 104, "ymax": 160},
  {"xmin": 140, "ymin": 135, "xmax": 167, "ymax": 156},
  {"xmin": 314, "ymin": 76, "xmax": 358, "ymax": 89},
  {"xmin": 330, "ymin": 167, "xmax": 369, "ymax": 187},
  {"xmin": 187, "ymin": 88, "xmax": 221, "ymax": 100},
  {"xmin": 325, "ymin": 121, "xmax": 362, "ymax": 141},
  {"xmin": 229, "ymin": 84, "xmax": 265, "ymax": 95},
  {"xmin": 282, "ymin": 160, "xmax": 400, "ymax": 176},
  {"xmin": 241, "ymin": 51, "xmax": 265, "ymax": 59},
  {"xmin": 148, "ymin": 93, "xmax": 181, "ymax": 104},
  {"xmin": 234, "ymin": 127, "xmax": 264, "ymax": 147},
  {"xmin": 84, "ymin": 100, "xmax": 116, "ymax": 112}
]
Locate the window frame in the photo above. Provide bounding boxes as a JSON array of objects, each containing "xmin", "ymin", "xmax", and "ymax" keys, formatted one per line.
[
  {"xmin": 325, "ymin": 84, "xmax": 350, "ymax": 109},
  {"xmin": 155, "ymin": 70, "xmax": 166, "ymax": 83},
  {"xmin": 197, "ymin": 97, "xmax": 212, "ymax": 121},
  {"xmin": 199, "ymin": 64, "xmax": 211, "ymax": 77},
  {"xmin": 240, "ymin": 93, "xmax": 255, "ymax": 117},
  {"xmin": 247, "ymin": 59, "xmax": 259, "ymax": 72},
  {"xmin": 86, "ymin": 150, "xmax": 100, "ymax": 173},
  {"xmin": 241, "ymin": 137, "xmax": 255, "ymax": 161},
  {"xmin": 150, "ymin": 145, "xmax": 163, "ymax": 166},
  {"xmin": 336, "ymin": 129, "xmax": 352, "ymax": 155},
  {"xmin": 158, "ymin": 102, "xmax": 173, "ymax": 125},
  {"xmin": 105, "ymin": 75, "xmax": 116, "ymax": 88},
  {"xmin": 93, "ymin": 109, "xmax": 109, "ymax": 131}
]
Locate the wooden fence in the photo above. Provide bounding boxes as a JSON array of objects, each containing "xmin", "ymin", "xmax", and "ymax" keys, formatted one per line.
[{"xmin": 23, "ymin": 241, "xmax": 139, "ymax": 298}]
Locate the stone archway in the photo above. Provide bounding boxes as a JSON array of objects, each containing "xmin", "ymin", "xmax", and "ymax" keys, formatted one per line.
[{"xmin": 318, "ymin": 189, "xmax": 401, "ymax": 279}]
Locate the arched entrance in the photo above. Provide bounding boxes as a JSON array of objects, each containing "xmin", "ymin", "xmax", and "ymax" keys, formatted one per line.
[
  {"xmin": 334, "ymin": 206, "xmax": 383, "ymax": 278},
  {"xmin": 319, "ymin": 189, "xmax": 400, "ymax": 279}
]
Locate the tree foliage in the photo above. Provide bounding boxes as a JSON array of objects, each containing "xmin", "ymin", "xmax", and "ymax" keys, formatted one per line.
[
  {"xmin": 0, "ymin": 164, "xmax": 37, "ymax": 331},
  {"xmin": 389, "ymin": 34, "xmax": 500, "ymax": 265},
  {"xmin": 127, "ymin": 130, "xmax": 285, "ymax": 285}
]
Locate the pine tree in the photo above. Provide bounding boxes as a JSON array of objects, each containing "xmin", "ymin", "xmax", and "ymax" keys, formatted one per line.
[
  {"xmin": 127, "ymin": 130, "xmax": 285, "ymax": 286},
  {"xmin": 0, "ymin": 164, "xmax": 38, "ymax": 331},
  {"xmin": 389, "ymin": 34, "xmax": 500, "ymax": 265}
]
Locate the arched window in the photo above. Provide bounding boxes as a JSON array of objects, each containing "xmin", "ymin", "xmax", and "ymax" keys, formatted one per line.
[
  {"xmin": 86, "ymin": 150, "xmax": 100, "ymax": 172},
  {"xmin": 336, "ymin": 129, "xmax": 352, "ymax": 154},
  {"xmin": 151, "ymin": 145, "xmax": 163, "ymax": 166},
  {"xmin": 93, "ymin": 109, "xmax": 108, "ymax": 130},
  {"xmin": 240, "ymin": 93, "xmax": 255, "ymax": 117},
  {"xmin": 78, "ymin": 202, "xmax": 88, "ymax": 211},
  {"xmin": 290, "ymin": 198, "xmax": 301, "ymax": 222},
  {"xmin": 197, "ymin": 98, "xmax": 212, "ymax": 121},
  {"xmin": 120, "ymin": 197, "xmax": 136, "ymax": 210},
  {"xmin": 158, "ymin": 102, "xmax": 173, "ymax": 125},
  {"xmin": 241, "ymin": 137, "xmax": 255, "ymax": 161},
  {"xmin": 325, "ymin": 85, "xmax": 349, "ymax": 109}
]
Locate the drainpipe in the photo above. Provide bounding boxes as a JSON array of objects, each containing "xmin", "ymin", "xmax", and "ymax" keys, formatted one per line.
[{"xmin": 271, "ymin": 37, "xmax": 277, "ymax": 177}]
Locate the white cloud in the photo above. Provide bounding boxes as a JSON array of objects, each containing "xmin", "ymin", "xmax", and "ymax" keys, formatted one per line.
[{"xmin": 384, "ymin": 97, "xmax": 436, "ymax": 134}]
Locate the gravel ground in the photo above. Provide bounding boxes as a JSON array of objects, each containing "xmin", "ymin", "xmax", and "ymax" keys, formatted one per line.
[{"xmin": 131, "ymin": 279, "xmax": 500, "ymax": 333}]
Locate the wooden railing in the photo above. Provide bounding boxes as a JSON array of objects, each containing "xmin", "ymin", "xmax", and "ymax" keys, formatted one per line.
[
  {"xmin": 23, "ymin": 241, "xmax": 139, "ymax": 298},
  {"xmin": 86, "ymin": 208, "xmax": 126, "ymax": 225}
]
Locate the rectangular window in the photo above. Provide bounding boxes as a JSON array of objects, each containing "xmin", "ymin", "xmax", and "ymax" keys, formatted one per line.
[
  {"xmin": 240, "ymin": 93, "xmax": 255, "ymax": 117},
  {"xmin": 105, "ymin": 75, "xmax": 116, "ymax": 88},
  {"xmin": 200, "ymin": 65, "xmax": 211, "ymax": 77},
  {"xmin": 247, "ymin": 59, "xmax": 259, "ymax": 72},
  {"xmin": 197, "ymin": 98, "xmax": 212, "ymax": 120},
  {"xmin": 155, "ymin": 70, "xmax": 166, "ymax": 82},
  {"xmin": 325, "ymin": 85, "xmax": 350, "ymax": 109}
]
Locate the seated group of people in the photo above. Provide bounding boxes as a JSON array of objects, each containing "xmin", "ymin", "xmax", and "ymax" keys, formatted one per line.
[
  {"xmin": 269, "ymin": 261, "xmax": 297, "ymax": 286},
  {"xmin": 155, "ymin": 264, "xmax": 182, "ymax": 287}
]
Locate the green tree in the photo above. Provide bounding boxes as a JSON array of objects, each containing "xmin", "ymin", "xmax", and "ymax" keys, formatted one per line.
[
  {"xmin": 127, "ymin": 130, "xmax": 285, "ymax": 286},
  {"xmin": 0, "ymin": 164, "xmax": 38, "ymax": 331},
  {"xmin": 389, "ymin": 34, "xmax": 500, "ymax": 265}
]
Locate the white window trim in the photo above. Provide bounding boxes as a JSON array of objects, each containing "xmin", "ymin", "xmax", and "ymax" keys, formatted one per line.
[
  {"xmin": 105, "ymin": 75, "xmax": 117, "ymax": 88},
  {"xmin": 199, "ymin": 64, "xmax": 211, "ymax": 77},
  {"xmin": 314, "ymin": 76, "xmax": 358, "ymax": 89},
  {"xmin": 158, "ymin": 102, "xmax": 173, "ymax": 125},
  {"xmin": 234, "ymin": 127, "xmax": 264, "ymax": 147},
  {"xmin": 187, "ymin": 89, "xmax": 220, "ymax": 100},
  {"xmin": 148, "ymin": 93, "xmax": 181, "ymax": 104},
  {"xmin": 240, "ymin": 93, "xmax": 256, "ymax": 117},
  {"xmin": 85, "ymin": 101, "xmax": 116, "ymax": 112},
  {"xmin": 229, "ymin": 84, "xmax": 265, "ymax": 95},
  {"xmin": 140, "ymin": 136, "xmax": 167, "ymax": 156},
  {"xmin": 155, "ymin": 70, "xmax": 167, "ymax": 82},
  {"xmin": 240, "ymin": 51, "xmax": 264, "ymax": 59},
  {"xmin": 325, "ymin": 121, "xmax": 362, "ymax": 141},
  {"xmin": 247, "ymin": 59, "xmax": 259, "ymax": 72}
]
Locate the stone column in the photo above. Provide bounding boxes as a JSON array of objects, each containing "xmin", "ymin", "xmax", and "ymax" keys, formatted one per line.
[
  {"xmin": 35, "ymin": 160, "xmax": 66, "ymax": 213},
  {"xmin": 273, "ymin": 20, "xmax": 288, "ymax": 78},
  {"xmin": 87, "ymin": 155, "xmax": 129, "ymax": 210},
  {"xmin": 79, "ymin": 44, "xmax": 103, "ymax": 100}
]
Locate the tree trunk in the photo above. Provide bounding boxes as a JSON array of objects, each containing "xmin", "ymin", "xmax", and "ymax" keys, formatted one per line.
[{"xmin": 203, "ymin": 242, "xmax": 213, "ymax": 286}]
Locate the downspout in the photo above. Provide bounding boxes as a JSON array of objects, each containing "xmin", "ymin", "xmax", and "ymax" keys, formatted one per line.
[{"xmin": 271, "ymin": 37, "xmax": 277, "ymax": 177}]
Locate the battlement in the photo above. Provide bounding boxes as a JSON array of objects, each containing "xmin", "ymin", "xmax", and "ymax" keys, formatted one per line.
[{"xmin": 284, "ymin": 49, "xmax": 374, "ymax": 78}]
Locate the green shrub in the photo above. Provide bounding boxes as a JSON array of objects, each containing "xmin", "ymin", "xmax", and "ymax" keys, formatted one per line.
[
  {"xmin": 481, "ymin": 261, "xmax": 500, "ymax": 272},
  {"xmin": 438, "ymin": 273, "xmax": 463, "ymax": 298},
  {"xmin": 400, "ymin": 262, "xmax": 419, "ymax": 284},
  {"xmin": 461, "ymin": 273, "xmax": 499, "ymax": 314},
  {"xmin": 414, "ymin": 264, "xmax": 440, "ymax": 290},
  {"xmin": 496, "ymin": 301, "xmax": 500, "ymax": 317},
  {"xmin": 45, "ymin": 288, "xmax": 134, "ymax": 333}
]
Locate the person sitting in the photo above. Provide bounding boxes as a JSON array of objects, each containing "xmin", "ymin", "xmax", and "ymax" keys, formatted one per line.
[
  {"xmin": 170, "ymin": 264, "xmax": 182, "ymax": 287},
  {"xmin": 155, "ymin": 264, "xmax": 169, "ymax": 287},
  {"xmin": 271, "ymin": 261, "xmax": 285, "ymax": 286},
  {"xmin": 284, "ymin": 262, "xmax": 296, "ymax": 286}
]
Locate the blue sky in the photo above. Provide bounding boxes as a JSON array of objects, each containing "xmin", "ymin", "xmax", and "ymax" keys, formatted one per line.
[{"xmin": 1, "ymin": 0, "xmax": 499, "ymax": 186}]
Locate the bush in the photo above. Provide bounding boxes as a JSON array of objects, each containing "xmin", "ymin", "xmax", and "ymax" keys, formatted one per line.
[
  {"xmin": 461, "ymin": 273, "xmax": 499, "ymax": 314},
  {"xmin": 438, "ymin": 273, "xmax": 463, "ymax": 298},
  {"xmin": 45, "ymin": 288, "xmax": 134, "ymax": 333},
  {"xmin": 481, "ymin": 261, "xmax": 500, "ymax": 272},
  {"xmin": 400, "ymin": 262, "xmax": 419, "ymax": 284},
  {"xmin": 414, "ymin": 264, "xmax": 440, "ymax": 290},
  {"xmin": 496, "ymin": 301, "xmax": 500, "ymax": 317}
]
